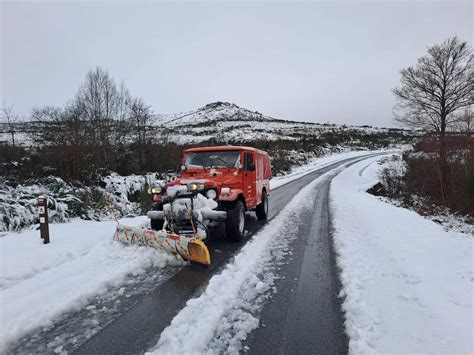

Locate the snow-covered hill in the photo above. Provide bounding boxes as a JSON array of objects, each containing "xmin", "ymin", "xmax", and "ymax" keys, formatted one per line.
[
  {"xmin": 157, "ymin": 102, "xmax": 275, "ymax": 126},
  {"xmin": 155, "ymin": 101, "xmax": 410, "ymax": 144},
  {"xmin": 0, "ymin": 101, "xmax": 412, "ymax": 148}
]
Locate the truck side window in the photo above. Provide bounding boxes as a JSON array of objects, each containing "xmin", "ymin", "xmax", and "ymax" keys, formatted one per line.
[{"xmin": 244, "ymin": 153, "xmax": 255, "ymax": 171}]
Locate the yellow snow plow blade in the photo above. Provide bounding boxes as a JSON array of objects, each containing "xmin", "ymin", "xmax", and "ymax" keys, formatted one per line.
[{"xmin": 113, "ymin": 224, "xmax": 211, "ymax": 266}]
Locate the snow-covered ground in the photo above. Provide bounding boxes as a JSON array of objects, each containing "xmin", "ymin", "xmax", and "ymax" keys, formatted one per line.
[
  {"xmin": 330, "ymin": 155, "xmax": 473, "ymax": 354},
  {"xmin": 0, "ymin": 216, "xmax": 179, "ymax": 353}
]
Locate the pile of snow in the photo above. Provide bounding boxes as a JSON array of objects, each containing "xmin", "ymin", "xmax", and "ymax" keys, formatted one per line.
[
  {"xmin": 102, "ymin": 173, "xmax": 147, "ymax": 210},
  {"xmin": 0, "ymin": 216, "xmax": 177, "ymax": 352},
  {"xmin": 148, "ymin": 168, "xmax": 340, "ymax": 354},
  {"xmin": 330, "ymin": 155, "xmax": 473, "ymax": 354}
]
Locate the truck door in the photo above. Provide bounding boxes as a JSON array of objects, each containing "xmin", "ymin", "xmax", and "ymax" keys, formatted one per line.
[{"xmin": 243, "ymin": 152, "xmax": 257, "ymax": 207}]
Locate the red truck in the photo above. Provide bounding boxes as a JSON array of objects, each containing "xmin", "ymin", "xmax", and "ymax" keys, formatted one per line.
[{"xmin": 149, "ymin": 146, "xmax": 272, "ymax": 242}]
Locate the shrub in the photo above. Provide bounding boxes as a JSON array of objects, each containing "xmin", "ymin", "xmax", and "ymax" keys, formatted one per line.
[{"xmin": 378, "ymin": 155, "xmax": 406, "ymax": 198}]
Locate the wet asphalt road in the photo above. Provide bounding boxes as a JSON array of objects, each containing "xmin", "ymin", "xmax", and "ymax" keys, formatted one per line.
[
  {"xmin": 74, "ymin": 153, "xmax": 383, "ymax": 355},
  {"xmin": 246, "ymin": 170, "xmax": 345, "ymax": 354}
]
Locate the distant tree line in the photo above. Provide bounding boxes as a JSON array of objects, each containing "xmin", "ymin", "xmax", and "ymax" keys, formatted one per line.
[
  {"xmin": 32, "ymin": 68, "xmax": 161, "ymax": 179},
  {"xmin": 1, "ymin": 68, "xmax": 174, "ymax": 180}
]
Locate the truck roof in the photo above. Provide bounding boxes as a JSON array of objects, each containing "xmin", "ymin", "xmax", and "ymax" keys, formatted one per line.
[{"xmin": 183, "ymin": 146, "xmax": 268, "ymax": 155}]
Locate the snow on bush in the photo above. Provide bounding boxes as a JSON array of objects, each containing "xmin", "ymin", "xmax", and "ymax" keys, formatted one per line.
[
  {"xmin": 0, "ymin": 173, "xmax": 165, "ymax": 233},
  {"xmin": 377, "ymin": 154, "xmax": 407, "ymax": 197},
  {"xmin": 0, "ymin": 177, "xmax": 82, "ymax": 232}
]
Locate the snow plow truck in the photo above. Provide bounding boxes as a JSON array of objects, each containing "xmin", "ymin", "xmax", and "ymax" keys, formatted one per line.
[{"xmin": 114, "ymin": 146, "xmax": 272, "ymax": 266}]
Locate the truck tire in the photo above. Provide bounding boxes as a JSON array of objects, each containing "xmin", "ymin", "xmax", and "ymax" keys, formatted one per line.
[
  {"xmin": 150, "ymin": 218, "xmax": 163, "ymax": 231},
  {"xmin": 150, "ymin": 203, "xmax": 164, "ymax": 231},
  {"xmin": 255, "ymin": 190, "xmax": 268, "ymax": 220},
  {"xmin": 225, "ymin": 200, "xmax": 246, "ymax": 242}
]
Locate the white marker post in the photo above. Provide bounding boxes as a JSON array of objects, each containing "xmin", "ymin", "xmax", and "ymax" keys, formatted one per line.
[{"xmin": 38, "ymin": 196, "xmax": 50, "ymax": 244}]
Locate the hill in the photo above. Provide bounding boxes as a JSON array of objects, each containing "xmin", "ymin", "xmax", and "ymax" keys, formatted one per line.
[{"xmin": 154, "ymin": 101, "xmax": 410, "ymax": 144}]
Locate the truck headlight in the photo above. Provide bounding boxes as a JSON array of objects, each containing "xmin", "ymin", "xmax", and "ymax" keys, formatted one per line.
[
  {"xmin": 189, "ymin": 183, "xmax": 205, "ymax": 191},
  {"xmin": 206, "ymin": 189, "xmax": 217, "ymax": 200},
  {"xmin": 221, "ymin": 187, "xmax": 231, "ymax": 195},
  {"xmin": 151, "ymin": 186, "xmax": 162, "ymax": 194}
]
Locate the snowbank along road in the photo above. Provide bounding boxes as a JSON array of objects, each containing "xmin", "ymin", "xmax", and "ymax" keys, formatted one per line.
[
  {"xmin": 332, "ymin": 156, "xmax": 472, "ymax": 354},
  {"xmin": 71, "ymin": 152, "xmax": 386, "ymax": 355}
]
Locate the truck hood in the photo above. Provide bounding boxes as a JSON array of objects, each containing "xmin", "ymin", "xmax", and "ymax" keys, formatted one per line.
[{"xmin": 167, "ymin": 170, "xmax": 242, "ymax": 190}]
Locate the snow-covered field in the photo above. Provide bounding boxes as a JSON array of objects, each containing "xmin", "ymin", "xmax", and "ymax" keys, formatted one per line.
[
  {"xmin": 0, "ymin": 216, "xmax": 179, "ymax": 353},
  {"xmin": 330, "ymin": 155, "xmax": 473, "ymax": 354}
]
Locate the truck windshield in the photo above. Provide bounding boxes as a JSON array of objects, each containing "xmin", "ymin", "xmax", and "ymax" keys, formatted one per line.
[{"xmin": 184, "ymin": 151, "xmax": 241, "ymax": 169}]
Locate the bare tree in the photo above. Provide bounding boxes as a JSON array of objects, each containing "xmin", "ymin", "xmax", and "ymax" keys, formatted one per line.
[
  {"xmin": 393, "ymin": 37, "xmax": 473, "ymax": 203},
  {"xmin": 454, "ymin": 107, "xmax": 473, "ymax": 135},
  {"xmin": 393, "ymin": 37, "xmax": 473, "ymax": 136},
  {"xmin": 26, "ymin": 67, "xmax": 160, "ymax": 178},
  {"xmin": 129, "ymin": 98, "xmax": 156, "ymax": 171},
  {"xmin": 75, "ymin": 67, "xmax": 129, "ymax": 167},
  {"xmin": 1, "ymin": 100, "xmax": 19, "ymax": 146},
  {"xmin": 30, "ymin": 103, "xmax": 92, "ymax": 179},
  {"xmin": 30, "ymin": 106, "xmax": 66, "ymax": 146}
]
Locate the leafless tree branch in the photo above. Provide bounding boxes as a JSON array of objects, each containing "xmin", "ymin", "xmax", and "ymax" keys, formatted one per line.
[{"xmin": 392, "ymin": 37, "xmax": 473, "ymax": 137}]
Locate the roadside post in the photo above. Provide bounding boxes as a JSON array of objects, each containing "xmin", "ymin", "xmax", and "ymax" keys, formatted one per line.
[{"xmin": 38, "ymin": 196, "xmax": 50, "ymax": 244}]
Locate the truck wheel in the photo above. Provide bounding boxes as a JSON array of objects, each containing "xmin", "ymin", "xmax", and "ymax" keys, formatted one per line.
[
  {"xmin": 150, "ymin": 218, "xmax": 163, "ymax": 231},
  {"xmin": 255, "ymin": 190, "xmax": 268, "ymax": 220},
  {"xmin": 150, "ymin": 203, "xmax": 164, "ymax": 231},
  {"xmin": 225, "ymin": 200, "xmax": 246, "ymax": 242}
]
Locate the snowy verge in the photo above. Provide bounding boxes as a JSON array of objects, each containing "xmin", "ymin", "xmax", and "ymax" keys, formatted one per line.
[
  {"xmin": 0, "ymin": 217, "xmax": 178, "ymax": 352},
  {"xmin": 270, "ymin": 149, "xmax": 397, "ymax": 189},
  {"xmin": 147, "ymin": 167, "xmax": 342, "ymax": 354},
  {"xmin": 375, "ymin": 154, "xmax": 473, "ymax": 235},
  {"xmin": 330, "ymin": 155, "xmax": 473, "ymax": 354}
]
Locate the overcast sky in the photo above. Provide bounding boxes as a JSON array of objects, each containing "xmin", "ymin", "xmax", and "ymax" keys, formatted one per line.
[{"xmin": 1, "ymin": 1, "xmax": 472, "ymax": 127}]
